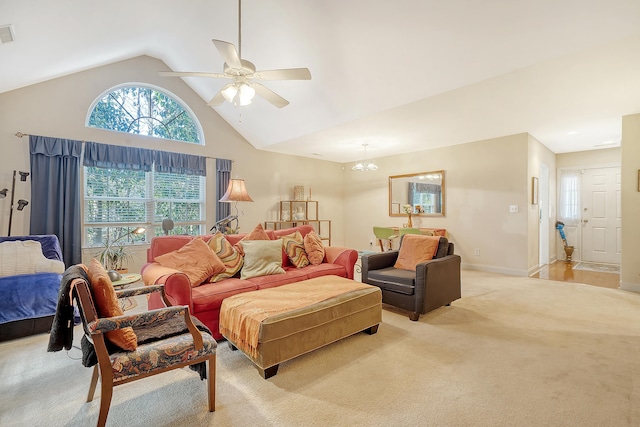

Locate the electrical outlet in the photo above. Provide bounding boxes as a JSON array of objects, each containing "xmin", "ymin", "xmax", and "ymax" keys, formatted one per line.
[
  {"xmin": 474, "ymin": 248, "xmax": 480, "ymax": 256},
  {"xmin": 509, "ymin": 205, "xmax": 518, "ymax": 213}
]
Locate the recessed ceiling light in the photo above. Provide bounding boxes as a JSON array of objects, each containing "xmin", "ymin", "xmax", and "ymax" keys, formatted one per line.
[
  {"xmin": 0, "ymin": 25, "xmax": 15, "ymax": 44},
  {"xmin": 567, "ymin": 131, "xmax": 578, "ymax": 135}
]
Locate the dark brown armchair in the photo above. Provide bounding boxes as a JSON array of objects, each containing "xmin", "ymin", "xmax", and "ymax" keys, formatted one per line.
[{"xmin": 361, "ymin": 235, "xmax": 461, "ymax": 321}]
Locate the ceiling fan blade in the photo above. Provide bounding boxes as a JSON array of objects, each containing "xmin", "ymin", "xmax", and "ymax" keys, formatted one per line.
[
  {"xmin": 160, "ymin": 71, "xmax": 228, "ymax": 79},
  {"xmin": 253, "ymin": 83, "xmax": 289, "ymax": 108},
  {"xmin": 207, "ymin": 90, "xmax": 226, "ymax": 106},
  {"xmin": 212, "ymin": 39, "xmax": 242, "ymax": 69},
  {"xmin": 254, "ymin": 68, "xmax": 312, "ymax": 81}
]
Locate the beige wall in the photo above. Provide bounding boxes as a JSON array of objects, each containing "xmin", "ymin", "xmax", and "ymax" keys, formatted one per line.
[
  {"xmin": 342, "ymin": 133, "xmax": 535, "ymax": 276},
  {"xmin": 556, "ymin": 147, "xmax": 621, "ymax": 168},
  {"xmin": 0, "ymin": 56, "xmax": 344, "ymax": 272},
  {"xmin": 621, "ymin": 114, "xmax": 640, "ymax": 291}
]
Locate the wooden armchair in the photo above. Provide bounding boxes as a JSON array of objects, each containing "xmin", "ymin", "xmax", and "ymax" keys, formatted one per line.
[{"xmin": 72, "ymin": 275, "xmax": 217, "ymax": 427}]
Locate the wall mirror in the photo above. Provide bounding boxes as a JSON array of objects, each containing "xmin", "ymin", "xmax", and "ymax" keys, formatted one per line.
[{"xmin": 389, "ymin": 170, "xmax": 445, "ymax": 216}]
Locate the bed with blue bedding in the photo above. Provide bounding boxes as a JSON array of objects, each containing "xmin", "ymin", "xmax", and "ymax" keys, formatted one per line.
[{"xmin": 0, "ymin": 235, "xmax": 64, "ymax": 341}]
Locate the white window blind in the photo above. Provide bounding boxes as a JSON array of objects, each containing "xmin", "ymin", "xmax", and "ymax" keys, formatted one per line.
[{"xmin": 84, "ymin": 167, "xmax": 205, "ymax": 247}]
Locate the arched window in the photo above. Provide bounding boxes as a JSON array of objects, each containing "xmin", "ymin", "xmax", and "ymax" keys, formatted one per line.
[
  {"xmin": 87, "ymin": 84, "xmax": 203, "ymax": 144},
  {"xmin": 84, "ymin": 85, "xmax": 206, "ymax": 246}
]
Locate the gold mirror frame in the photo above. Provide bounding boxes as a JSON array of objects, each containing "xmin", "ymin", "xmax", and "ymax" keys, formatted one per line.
[{"xmin": 389, "ymin": 170, "xmax": 445, "ymax": 217}]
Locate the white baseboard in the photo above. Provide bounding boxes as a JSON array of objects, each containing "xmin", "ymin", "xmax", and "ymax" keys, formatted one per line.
[
  {"xmin": 461, "ymin": 263, "xmax": 528, "ymax": 277},
  {"xmin": 620, "ymin": 281, "xmax": 640, "ymax": 294}
]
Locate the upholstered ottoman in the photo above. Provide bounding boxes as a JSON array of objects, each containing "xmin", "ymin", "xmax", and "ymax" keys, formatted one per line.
[{"xmin": 219, "ymin": 275, "xmax": 382, "ymax": 378}]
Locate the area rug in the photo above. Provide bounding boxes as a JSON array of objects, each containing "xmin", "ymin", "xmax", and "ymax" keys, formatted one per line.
[{"xmin": 573, "ymin": 262, "xmax": 620, "ymax": 273}]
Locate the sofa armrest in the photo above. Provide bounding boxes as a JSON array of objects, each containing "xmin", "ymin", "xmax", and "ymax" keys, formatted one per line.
[
  {"xmin": 415, "ymin": 254, "xmax": 462, "ymax": 313},
  {"xmin": 141, "ymin": 262, "xmax": 193, "ymax": 309},
  {"xmin": 361, "ymin": 251, "xmax": 399, "ymax": 283},
  {"xmin": 323, "ymin": 246, "xmax": 358, "ymax": 279}
]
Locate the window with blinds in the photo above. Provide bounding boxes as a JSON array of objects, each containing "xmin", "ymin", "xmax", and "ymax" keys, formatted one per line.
[{"xmin": 84, "ymin": 167, "xmax": 205, "ymax": 247}]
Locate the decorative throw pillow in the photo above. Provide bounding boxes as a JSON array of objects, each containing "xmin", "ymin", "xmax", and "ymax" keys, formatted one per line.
[
  {"xmin": 87, "ymin": 258, "xmax": 138, "ymax": 351},
  {"xmin": 207, "ymin": 232, "xmax": 244, "ymax": 282},
  {"xmin": 234, "ymin": 223, "xmax": 271, "ymax": 256},
  {"xmin": 240, "ymin": 239, "xmax": 286, "ymax": 280},
  {"xmin": 303, "ymin": 230, "xmax": 325, "ymax": 265},
  {"xmin": 155, "ymin": 237, "xmax": 225, "ymax": 287},
  {"xmin": 282, "ymin": 231, "xmax": 309, "ymax": 268},
  {"xmin": 393, "ymin": 234, "xmax": 441, "ymax": 271}
]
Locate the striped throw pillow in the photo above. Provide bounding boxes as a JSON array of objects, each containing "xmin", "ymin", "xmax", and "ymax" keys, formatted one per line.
[
  {"xmin": 207, "ymin": 232, "xmax": 244, "ymax": 282},
  {"xmin": 282, "ymin": 231, "xmax": 309, "ymax": 268}
]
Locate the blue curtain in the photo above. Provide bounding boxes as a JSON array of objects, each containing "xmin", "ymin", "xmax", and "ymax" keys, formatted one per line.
[
  {"xmin": 83, "ymin": 141, "xmax": 206, "ymax": 176},
  {"xmin": 29, "ymin": 135, "xmax": 83, "ymax": 267},
  {"xmin": 154, "ymin": 151, "xmax": 206, "ymax": 176},
  {"xmin": 216, "ymin": 159, "xmax": 232, "ymax": 222},
  {"xmin": 83, "ymin": 141, "xmax": 154, "ymax": 171}
]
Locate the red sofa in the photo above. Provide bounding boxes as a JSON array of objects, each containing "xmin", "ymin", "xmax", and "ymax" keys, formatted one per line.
[{"xmin": 141, "ymin": 225, "xmax": 358, "ymax": 340}]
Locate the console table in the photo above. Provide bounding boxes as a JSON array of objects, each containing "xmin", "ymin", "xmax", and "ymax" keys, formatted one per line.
[{"xmin": 390, "ymin": 227, "xmax": 447, "ymax": 237}]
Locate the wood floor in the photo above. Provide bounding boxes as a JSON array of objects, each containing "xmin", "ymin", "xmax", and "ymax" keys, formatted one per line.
[{"xmin": 531, "ymin": 260, "xmax": 620, "ymax": 289}]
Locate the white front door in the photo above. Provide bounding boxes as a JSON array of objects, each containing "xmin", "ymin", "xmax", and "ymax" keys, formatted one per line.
[{"xmin": 581, "ymin": 167, "xmax": 621, "ymax": 264}]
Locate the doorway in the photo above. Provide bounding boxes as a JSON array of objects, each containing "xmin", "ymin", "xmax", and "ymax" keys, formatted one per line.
[{"xmin": 580, "ymin": 167, "xmax": 621, "ymax": 264}]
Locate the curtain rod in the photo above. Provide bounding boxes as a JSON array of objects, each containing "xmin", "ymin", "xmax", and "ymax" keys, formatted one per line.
[{"xmin": 15, "ymin": 131, "xmax": 228, "ymax": 161}]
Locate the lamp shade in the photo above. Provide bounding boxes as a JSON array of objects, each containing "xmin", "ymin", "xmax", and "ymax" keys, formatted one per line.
[{"xmin": 219, "ymin": 179, "xmax": 254, "ymax": 202}]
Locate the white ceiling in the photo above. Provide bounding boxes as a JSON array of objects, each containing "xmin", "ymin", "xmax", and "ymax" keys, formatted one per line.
[{"xmin": 2, "ymin": 0, "xmax": 640, "ymax": 163}]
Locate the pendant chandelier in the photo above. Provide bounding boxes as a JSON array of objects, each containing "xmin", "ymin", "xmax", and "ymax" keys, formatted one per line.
[{"xmin": 352, "ymin": 143, "xmax": 378, "ymax": 171}]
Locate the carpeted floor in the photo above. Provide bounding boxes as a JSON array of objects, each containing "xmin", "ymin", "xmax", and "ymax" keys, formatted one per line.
[
  {"xmin": 573, "ymin": 262, "xmax": 621, "ymax": 274},
  {"xmin": 1, "ymin": 270, "xmax": 639, "ymax": 427}
]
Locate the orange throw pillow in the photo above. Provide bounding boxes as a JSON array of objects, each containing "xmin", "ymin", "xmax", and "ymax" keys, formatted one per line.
[
  {"xmin": 87, "ymin": 258, "xmax": 137, "ymax": 351},
  {"xmin": 155, "ymin": 237, "xmax": 225, "ymax": 287},
  {"xmin": 234, "ymin": 223, "xmax": 271, "ymax": 256},
  {"xmin": 394, "ymin": 235, "xmax": 441, "ymax": 271},
  {"xmin": 303, "ymin": 230, "xmax": 325, "ymax": 265}
]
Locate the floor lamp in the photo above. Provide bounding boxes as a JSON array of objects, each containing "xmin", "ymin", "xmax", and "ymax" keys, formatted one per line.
[{"xmin": 1, "ymin": 170, "xmax": 30, "ymax": 236}]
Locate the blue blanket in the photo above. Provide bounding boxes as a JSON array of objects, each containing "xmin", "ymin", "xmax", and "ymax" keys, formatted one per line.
[{"xmin": 0, "ymin": 273, "xmax": 61, "ymax": 324}]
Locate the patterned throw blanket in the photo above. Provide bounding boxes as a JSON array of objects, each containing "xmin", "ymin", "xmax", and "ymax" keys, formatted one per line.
[{"xmin": 219, "ymin": 276, "xmax": 371, "ymax": 358}]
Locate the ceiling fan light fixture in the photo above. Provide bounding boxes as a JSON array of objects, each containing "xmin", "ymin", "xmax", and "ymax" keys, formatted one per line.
[{"xmin": 221, "ymin": 82, "xmax": 255, "ymax": 107}]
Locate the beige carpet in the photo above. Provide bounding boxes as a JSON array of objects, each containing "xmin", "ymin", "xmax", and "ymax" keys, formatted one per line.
[{"xmin": 1, "ymin": 270, "xmax": 639, "ymax": 427}]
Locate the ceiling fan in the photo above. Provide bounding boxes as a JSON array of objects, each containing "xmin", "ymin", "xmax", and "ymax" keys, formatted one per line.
[{"xmin": 160, "ymin": 0, "xmax": 311, "ymax": 108}]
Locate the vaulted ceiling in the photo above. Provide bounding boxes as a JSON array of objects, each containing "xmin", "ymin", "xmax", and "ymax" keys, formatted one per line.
[{"xmin": 2, "ymin": 0, "xmax": 640, "ymax": 163}]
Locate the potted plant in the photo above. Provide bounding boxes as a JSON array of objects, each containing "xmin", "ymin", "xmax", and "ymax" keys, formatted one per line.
[
  {"xmin": 95, "ymin": 227, "xmax": 146, "ymax": 273},
  {"xmin": 97, "ymin": 242, "xmax": 135, "ymax": 273}
]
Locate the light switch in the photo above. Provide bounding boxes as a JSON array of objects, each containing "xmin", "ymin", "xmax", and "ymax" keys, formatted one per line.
[{"xmin": 509, "ymin": 205, "xmax": 519, "ymax": 213}]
